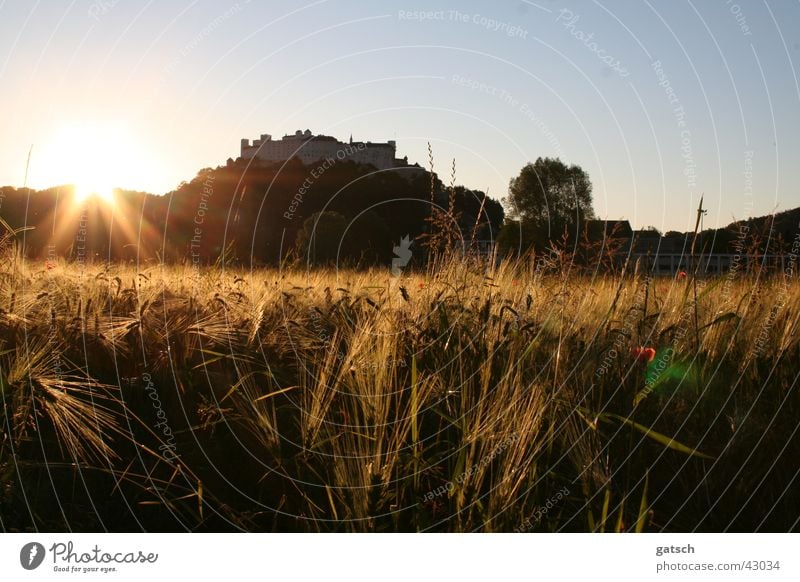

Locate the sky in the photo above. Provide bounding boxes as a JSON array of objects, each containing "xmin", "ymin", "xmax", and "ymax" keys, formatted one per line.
[{"xmin": 1, "ymin": 0, "xmax": 798, "ymax": 232}]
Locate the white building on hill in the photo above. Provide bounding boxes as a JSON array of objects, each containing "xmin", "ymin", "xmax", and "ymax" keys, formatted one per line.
[{"xmin": 239, "ymin": 129, "xmax": 422, "ymax": 173}]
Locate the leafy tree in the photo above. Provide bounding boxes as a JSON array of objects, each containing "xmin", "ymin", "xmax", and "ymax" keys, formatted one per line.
[
  {"xmin": 295, "ymin": 211, "xmax": 349, "ymax": 265},
  {"xmin": 345, "ymin": 210, "xmax": 393, "ymax": 266},
  {"xmin": 501, "ymin": 157, "xmax": 595, "ymax": 253}
]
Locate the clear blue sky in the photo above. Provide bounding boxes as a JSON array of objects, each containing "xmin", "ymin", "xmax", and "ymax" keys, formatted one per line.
[{"xmin": 1, "ymin": 0, "xmax": 798, "ymax": 231}]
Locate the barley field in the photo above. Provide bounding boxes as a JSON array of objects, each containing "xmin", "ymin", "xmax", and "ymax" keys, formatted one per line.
[{"xmin": 1, "ymin": 247, "xmax": 798, "ymax": 532}]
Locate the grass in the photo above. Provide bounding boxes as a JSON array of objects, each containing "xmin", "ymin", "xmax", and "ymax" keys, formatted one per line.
[{"xmin": 0, "ymin": 247, "xmax": 798, "ymax": 532}]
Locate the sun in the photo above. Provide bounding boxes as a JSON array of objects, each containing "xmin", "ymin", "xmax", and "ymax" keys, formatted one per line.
[
  {"xmin": 74, "ymin": 182, "xmax": 116, "ymax": 204},
  {"xmin": 35, "ymin": 122, "xmax": 156, "ymax": 206}
]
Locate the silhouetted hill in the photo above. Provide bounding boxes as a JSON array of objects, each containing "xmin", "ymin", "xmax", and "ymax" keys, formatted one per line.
[{"xmin": 0, "ymin": 158, "xmax": 504, "ymax": 266}]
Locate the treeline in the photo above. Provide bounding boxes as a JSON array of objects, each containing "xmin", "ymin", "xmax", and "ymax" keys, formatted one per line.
[
  {"xmin": 691, "ymin": 207, "xmax": 800, "ymax": 256},
  {"xmin": 0, "ymin": 158, "xmax": 504, "ymax": 267}
]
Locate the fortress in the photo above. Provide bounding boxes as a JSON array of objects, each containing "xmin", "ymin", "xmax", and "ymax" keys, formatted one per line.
[{"xmin": 239, "ymin": 129, "xmax": 423, "ymax": 173}]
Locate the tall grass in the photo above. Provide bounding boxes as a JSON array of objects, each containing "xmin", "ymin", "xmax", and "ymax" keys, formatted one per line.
[{"xmin": 0, "ymin": 247, "xmax": 798, "ymax": 531}]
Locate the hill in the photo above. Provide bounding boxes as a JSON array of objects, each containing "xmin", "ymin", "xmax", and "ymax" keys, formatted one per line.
[{"xmin": 0, "ymin": 159, "xmax": 503, "ymax": 266}]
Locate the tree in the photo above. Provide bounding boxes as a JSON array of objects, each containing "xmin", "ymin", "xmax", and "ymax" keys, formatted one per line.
[
  {"xmin": 344, "ymin": 210, "xmax": 393, "ymax": 266},
  {"xmin": 502, "ymin": 157, "xmax": 595, "ymax": 253},
  {"xmin": 295, "ymin": 211, "xmax": 349, "ymax": 265}
]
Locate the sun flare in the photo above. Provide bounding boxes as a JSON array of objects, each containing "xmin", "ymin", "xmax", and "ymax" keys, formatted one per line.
[
  {"xmin": 73, "ymin": 182, "xmax": 116, "ymax": 205},
  {"xmin": 35, "ymin": 122, "xmax": 157, "ymax": 205}
]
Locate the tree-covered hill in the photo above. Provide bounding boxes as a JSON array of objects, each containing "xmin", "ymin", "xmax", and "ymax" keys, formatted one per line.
[{"xmin": 0, "ymin": 158, "xmax": 504, "ymax": 267}]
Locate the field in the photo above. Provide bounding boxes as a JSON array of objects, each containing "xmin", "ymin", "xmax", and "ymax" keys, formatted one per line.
[{"xmin": 1, "ymin": 248, "xmax": 798, "ymax": 532}]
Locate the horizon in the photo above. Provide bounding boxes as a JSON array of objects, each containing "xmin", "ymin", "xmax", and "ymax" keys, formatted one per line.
[
  {"xmin": 5, "ymin": 177, "xmax": 798, "ymax": 237},
  {"xmin": 1, "ymin": 1, "xmax": 798, "ymax": 232}
]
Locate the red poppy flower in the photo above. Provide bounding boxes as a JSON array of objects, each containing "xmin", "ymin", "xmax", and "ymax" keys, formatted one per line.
[
  {"xmin": 45, "ymin": 260, "xmax": 56, "ymax": 270},
  {"xmin": 418, "ymin": 282, "xmax": 425, "ymax": 289},
  {"xmin": 632, "ymin": 347, "xmax": 656, "ymax": 362},
  {"xmin": 677, "ymin": 271, "xmax": 687, "ymax": 279}
]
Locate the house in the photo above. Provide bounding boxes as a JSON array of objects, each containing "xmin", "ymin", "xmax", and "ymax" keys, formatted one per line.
[{"xmin": 582, "ymin": 220, "xmax": 785, "ymax": 275}]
